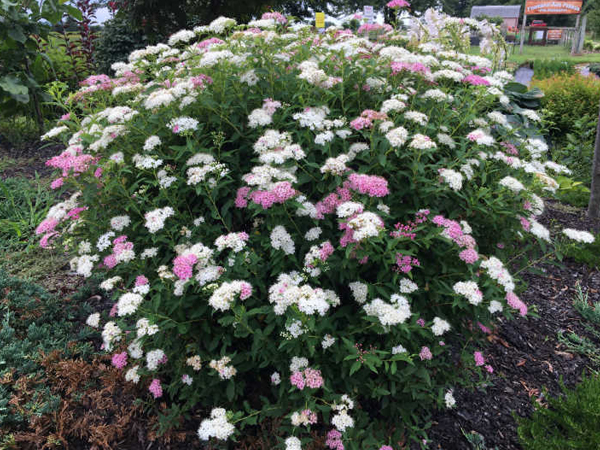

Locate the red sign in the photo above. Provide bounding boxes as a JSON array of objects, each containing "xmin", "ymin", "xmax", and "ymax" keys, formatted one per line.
[
  {"xmin": 525, "ymin": 0, "xmax": 582, "ymax": 15},
  {"xmin": 547, "ymin": 29, "xmax": 563, "ymax": 40}
]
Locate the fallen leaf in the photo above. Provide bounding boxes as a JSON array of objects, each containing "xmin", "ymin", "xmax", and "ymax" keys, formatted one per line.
[
  {"xmin": 555, "ymin": 351, "xmax": 574, "ymax": 360},
  {"xmin": 543, "ymin": 361, "xmax": 554, "ymax": 373},
  {"xmin": 516, "ymin": 359, "xmax": 526, "ymax": 367}
]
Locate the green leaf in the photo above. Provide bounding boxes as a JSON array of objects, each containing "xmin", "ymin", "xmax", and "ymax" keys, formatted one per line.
[
  {"xmin": 0, "ymin": 76, "xmax": 29, "ymax": 103},
  {"xmin": 7, "ymin": 26, "xmax": 26, "ymax": 43}
]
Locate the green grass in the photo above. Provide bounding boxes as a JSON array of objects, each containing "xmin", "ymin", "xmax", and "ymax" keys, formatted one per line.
[{"xmin": 470, "ymin": 45, "xmax": 600, "ymax": 65}]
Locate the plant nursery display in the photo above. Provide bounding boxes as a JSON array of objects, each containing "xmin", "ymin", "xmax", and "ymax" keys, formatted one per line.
[{"xmin": 36, "ymin": 6, "xmax": 594, "ymax": 449}]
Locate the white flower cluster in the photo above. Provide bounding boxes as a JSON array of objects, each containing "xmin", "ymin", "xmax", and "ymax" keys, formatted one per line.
[
  {"xmin": 431, "ymin": 317, "xmax": 451, "ymax": 336},
  {"xmin": 197, "ymin": 408, "xmax": 235, "ymax": 441},
  {"xmin": 385, "ymin": 126, "xmax": 409, "ymax": 147},
  {"xmin": 499, "ymin": 176, "xmax": 525, "ymax": 193},
  {"xmin": 347, "ymin": 212, "xmax": 384, "ymax": 241},
  {"xmin": 101, "ymin": 321, "xmax": 121, "ymax": 351},
  {"xmin": 146, "ymin": 349, "xmax": 166, "ymax": 370},
  {"xmin": 452, "ymin": 281, "xmax": 483, "ymax": 305},
  {"xmin": 439, "ymin": 168, "xmax": 463, "ymax": 191},
  {"xmin": 110, "ymin": 215, "xmax": 131, "ymax": 231},
  {"xmin": 208, "ymin": 280, "xmax": 251, "ymax": 311},
  {"xmin": 270, "ymin": 225, "xmax": 295, "ymax": 255},
  {"xmin": 70, "ymin": 254, "xmax": 99, "ymax": 278},
  {"xmin": 562, "ymin": 228, "xmax": 595, "ymax": 244},
  {"xmin": 399, "ymin": 278, "xmax": 418, "ymax": 293},
  {"xmin": 209, "ymin": 356, "xmax": 237, "ymax": 379},
  {"xmin": 480, "ymin": 257, "xmax": 515, "ymax": 292},
  {"xmin": 269, "ymin": 272, "xmax": 340, "ymax": 316},
  {"xmin": 409, "ymin": 133, "xmax": 437, "ymax": 150},
  {"xmin": 363, "ymin": 294, "xmax": 411, "ymax": 326},
  {"xmin": 331, "ymin": 395, "xmax": 355, "ymax": 433},
  {"xmin": 117, "ymin": 292, "xmax": 144, "ymax": 316},
  {"xmin": 169, "ymin": 116, "xmax": 199, "ymax": 134},
  {"xmin": 144, "ymin": 206, "xmax": 175, "ymax": 233},
  {"xmin": 349, "ymin": 281, "xmax": 368, "ymax": 303},
  {"xmin": 253, "ymin": 129, "xmax": 305, "ymax": 165},
  {"xmin": 214, "ymin": 232, "xmax": 248, "ymax": 253}
]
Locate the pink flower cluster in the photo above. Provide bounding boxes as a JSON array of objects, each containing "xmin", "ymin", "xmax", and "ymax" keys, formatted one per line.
[
  {"xmin": 357, "ymin": 23, "xmax": 393, "ymax": 35},
  {"xmin": 390, "ymin": 61, "xmax": 430, "ymax": 76},
  {"xmin": 46, "ymin": 148, "xmax": 97, "ymax": 178},
  {"xmin": 190, "ymin": 74, "xmax": 214, "ymax": 88},
  {"xmin": 111, "ymin": 351, "xmax": 128, "ymax": 369},
  {"xmin": 349, "ymin": 110, "xmax": 388, "ymax": 131},
  {"xmin": 395, "ymin": 253, "xmax": 420, "ymax": 273},
  {"xmin": 390, "ymin": 210, "xmax": 430, "ymax": 240},
  {"xmin": 315, "ymin": 186, "xmax": 352, "ymax": 219},
  {"xmin": 319, "ymin": 241, "xmax": 334, "ymax": 261},
  {"xmin": 196, "ymin": 38, "xmax": 224, "ymax": 50},
  {"xmin": 506, "ymin": 291, "xmax": 527, "ymax": 316},
  {"xmin": 419, "ymin": 346, "xmax": 433, "ymax": 360},
  {"xmin": 519, "ymin": 216, "xmax": 531, "ymax": 231},
  {"xmin": 239, "ymin": 281, "xmax": 252, "ymax": 300},
  {"xmin": 387, "ymin": 0, "xmax": 410, "ymax": 8},
  {"xmin": 262, "ymin": 11, "xmax": 287, "ymax": 24},
  {"xmin": 432, "ymin": 215, "xmax": 477, "ymax": 250},
  {"xmin": 173, "ymin": 254, "xmax": 198, "ymax": 281},
  {"xmin": 149, "ymin": 378, "xmax": 163, "ymax": 398},
  {"xmin": 326, "ymin": 429, "xmax": 344, "ymax": 450},
  {"xmin": 135, "ymin": 275, "xmax": 149, "ymax": 286},
  {"xmin": 290, "ymin": 367, "xmax": 324, "ymax": 390},
  {"xmin": 347, "ymin": 173, "xmax": 389, "ymax": 197},
  {"xmin": 500, "ymin": 141, "xmax": 519, "ymax": 156},
  {"xmin": 235, "ymin": 182, "xmax": 297, "ymax": 209},
  {"xmin": 103, "ymin": 235, "xmax": 133, "ymax": 269},
  {"xmin": 459, "ymin": 248, "xmax": 479, "ymax": 265},
  {"xmin": 73, "ymin": 71, "xmax": 141, "ymax": 100},
  {"xmin": 473, "ymin": 351, "xmax": 494, "ymax": 373},
  {"xmin": 36, "ymin": 217, "xmax": 59, "ymax": 235},
  {"xmin": 463, "ymin": 74, "xmax": 490, "ymax": 86}
]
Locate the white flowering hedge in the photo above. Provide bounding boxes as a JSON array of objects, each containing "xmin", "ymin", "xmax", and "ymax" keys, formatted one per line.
[{"xmin": 36, "ymin": 8, "xmax": 588, "ymax": 449}]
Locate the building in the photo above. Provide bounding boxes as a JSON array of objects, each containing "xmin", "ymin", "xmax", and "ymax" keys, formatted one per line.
[{"xmin": 470, "ymin": 5, "xmax": 521, "ymax": 30}]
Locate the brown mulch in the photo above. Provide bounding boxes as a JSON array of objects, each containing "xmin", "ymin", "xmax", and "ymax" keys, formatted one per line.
[
  {"xmin": 422, "ymin": 201, "xmax": 600, "ymax": 450},
  {"xmin": 0, "ymin": 138, "xmax": 62, "ymax": 180}
]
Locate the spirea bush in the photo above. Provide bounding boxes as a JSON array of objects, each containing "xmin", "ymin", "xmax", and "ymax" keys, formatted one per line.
[{"xmin": 36, "ymin": 7, "xmax": 588, "ymax": 449}]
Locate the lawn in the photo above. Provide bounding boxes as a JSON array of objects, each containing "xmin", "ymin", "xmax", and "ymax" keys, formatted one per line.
[{"xmin": 470, "ymin": 44, "xmax": 600, "ymax": 65}]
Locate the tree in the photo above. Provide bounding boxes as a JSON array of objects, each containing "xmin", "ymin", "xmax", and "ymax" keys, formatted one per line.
[
  {"xmin": 588, "ymin": 99, "xmax": 600, "ymax": 218},
  {"xmin": 0, "ymin": 0, "xmax": 82, "ymax": 133}
]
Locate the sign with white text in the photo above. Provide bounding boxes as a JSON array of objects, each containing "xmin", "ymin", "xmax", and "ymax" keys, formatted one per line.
[
  {"xmin": 364, "ymin": 5, "xmax": 374, "ymax": 23},
  {"xmin": 525, "ymin": 0, "xmax": 582, "ymax": 15}
]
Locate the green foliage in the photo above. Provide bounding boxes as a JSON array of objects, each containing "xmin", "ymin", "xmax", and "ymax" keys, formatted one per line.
[
  {"xmin": 550, "ymin": 113, "xmax": 596, "ymax": 187},
  {"xmin": 0, "ymin": 270, "xmax": 96, "ymax": 428},
  {"xmin": 517, "ymin": 375, "xmax": 600, "ymax": 450},
  {"xmin": 573, "ymin": 285, "xmax": 600, "ymax": 325},
  {"xmin": 555, "ymin": 175, "xmax": 591, "ymax": 208},
  {"xmin": 531, "ymin": 74, "xmax": 600, "ymax": 140},
  {"xmin": 0, "ymin": 0, "xmax": 82, "ymax": 129},
  {"xmin": 463, "ymin": 429, "xmax": 499, "ymax": 450},
  {"xmin": 94, "ymin": 17, "xmax": 148, "ymax": 75},
  {"xmin": 0, "ymin": 177, "xmax": 58, "ymax": 253},
  {"xmin": 560, "ymin": 229, "xmax": 600, "ymax": 269},
  {"xmin": 531, "ymin": 59, "xmax": 575, "ymax": 81},
  {"xmin": 0, "ymin": 115, "xmax": 39, "ymax": 148},
  {"xmin": 40, "ymin": 31, "xmax": 93, "ymax": 89}
]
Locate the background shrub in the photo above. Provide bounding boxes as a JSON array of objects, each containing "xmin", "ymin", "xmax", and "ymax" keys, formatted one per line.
[
  {"xmin": 532, "ymin": 74, "xmax": 600, "ymax": 139},
  {"xmin": 531, "ymin": 59, "xmax": 576, "ymax": 81},
  {"xmin": 94, "ymin": 17, "xmax": 148, "ymax": 75}
]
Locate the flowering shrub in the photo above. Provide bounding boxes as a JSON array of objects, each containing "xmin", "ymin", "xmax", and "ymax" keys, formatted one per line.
[{"xmin": 37, "ymin": 9, "xmax": 590, "ymax": 449}]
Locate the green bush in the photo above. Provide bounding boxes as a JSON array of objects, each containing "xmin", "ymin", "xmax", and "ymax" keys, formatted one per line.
[
  {"xmin": 551, "ymin": 115, "xmax": 596, "ymax": 186},
  {"xmin": 517, "ymin": 375, "xmax": 600, "ymax": 450},
  {"xmin": 94, "ymin": 17, "xmax": 147, "ymax": 75},
  {"xmin": 532, "ymin": 74, "xmax": 600, "ymax": 139},
  {"xmin": 531, "ymin": 59, "xmax": 576, "ymax": 81},
  {"xmin": 561, "ymin": 230, "xmax": 600, "ymax": 269},
  {"xmin": 38, "ymin": 12, "xmax": 557, "ymax": 448}
]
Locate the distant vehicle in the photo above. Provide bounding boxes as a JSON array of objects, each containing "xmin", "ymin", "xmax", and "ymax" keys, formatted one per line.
[{"xmin": 530, "ymin": 20, "xmax": 547, "ymax": 27}]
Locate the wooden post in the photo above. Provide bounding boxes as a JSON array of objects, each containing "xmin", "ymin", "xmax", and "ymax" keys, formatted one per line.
[
  {"xmin": 571, "ymin": 13, "xmax": 581, "ymax": 54},
  {"xmin": 577, "ymin": 14, "xmax": 587, "ymax": 53},
  {"xmin": 587, "ymin": 98, "xmax": 600, "ymax": 218},
  {"xmin": 519, "ymin": 13, "xmax": 527, "ymax": 54}
]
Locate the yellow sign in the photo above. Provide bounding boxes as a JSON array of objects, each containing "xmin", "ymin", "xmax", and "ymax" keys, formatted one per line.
[{"xmin": 316, "ymin": 12, "xmax": 325, "ymax": 29}]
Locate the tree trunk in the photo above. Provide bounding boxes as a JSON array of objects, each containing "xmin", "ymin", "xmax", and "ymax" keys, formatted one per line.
[{"xmin": 588, "ymin": 99, "xmax": 600, "ymax": 218}]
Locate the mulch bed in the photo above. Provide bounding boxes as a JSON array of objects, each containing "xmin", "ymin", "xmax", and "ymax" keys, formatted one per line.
[
  {"xmin": 0, "ymin": 138, "xmax": 61, "ymax": 180},
  {"xmin": 424, "ymin": 200, "xmax": 600, "ymax": 450}
]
